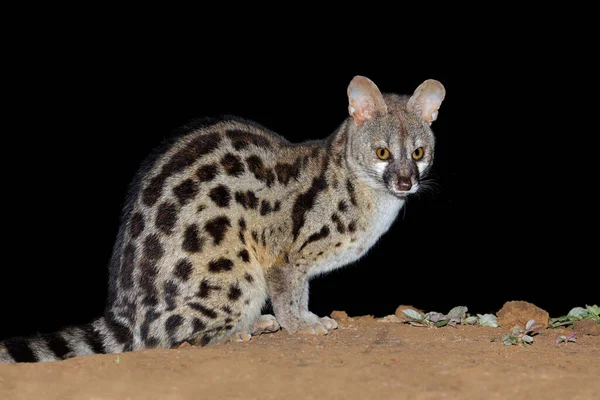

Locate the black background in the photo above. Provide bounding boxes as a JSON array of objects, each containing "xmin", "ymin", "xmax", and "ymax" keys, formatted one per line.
[{"xmin": 1, "ymin": 17, "xmax": 597, "ymax": 340}]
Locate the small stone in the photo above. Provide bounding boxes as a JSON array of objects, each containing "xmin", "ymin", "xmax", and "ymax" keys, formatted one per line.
[
  {"xmin": 497, "ymin": 301, "xmax": 550, "ymax": 329},
  {"xmin": 330, "ymin": 310, "xmax": 349, "ymax": 320},
  {"xmin": 573, "ymin": 319, "xmax": 600, "ymax": 336}
]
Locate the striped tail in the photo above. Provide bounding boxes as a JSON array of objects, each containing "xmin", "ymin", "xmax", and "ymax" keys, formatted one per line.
[{"xmin": 0, "ymin": 317, "xmax": 130, "ymax": 363}]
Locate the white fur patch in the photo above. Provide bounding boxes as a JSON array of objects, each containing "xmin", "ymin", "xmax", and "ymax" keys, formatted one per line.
[
  {"xmin": 61, "ymin": 328, "xmax": 95, "ymax": 357},
  {"xmin": 373, "ymin": 161, "xmax": 388, "ymax": 176},
  {"xmin": 417, "ymin": 162, "xmax": 429, "ymax": 175},
  {"xmin": 309, "ymin": 195, "xmax": 404, "ymax": 277},
  {"xmin": 0, "ymin": 345, "xmax": 14, "ymax": 363}
]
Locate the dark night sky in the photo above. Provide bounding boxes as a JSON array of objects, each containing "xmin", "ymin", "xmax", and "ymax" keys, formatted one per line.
[{"xmin": 1, "ymin": 24, "xmax": 597, "ymax": 341}]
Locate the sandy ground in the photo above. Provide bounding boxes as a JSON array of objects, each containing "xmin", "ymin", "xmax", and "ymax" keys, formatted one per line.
[{"xmin": 1, "ymin": 312, "xmax": 599, "ymax": 400}]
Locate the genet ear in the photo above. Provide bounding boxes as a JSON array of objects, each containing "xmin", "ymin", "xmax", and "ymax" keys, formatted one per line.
[
  {"xmin": 347, "ymin": 76, "xmax": 388, "ymax": 125},
  {"xmin": 407, "ymin": 79, "xmax": 446, "ymax": 125}
]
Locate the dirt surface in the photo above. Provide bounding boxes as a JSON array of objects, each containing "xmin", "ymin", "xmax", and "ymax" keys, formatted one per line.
[{"xmin": 1, "ymin": 313, "xmax": 599, "ymax": 400}]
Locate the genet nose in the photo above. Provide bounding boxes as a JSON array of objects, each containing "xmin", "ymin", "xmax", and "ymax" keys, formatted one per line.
[{"xmin": 396, "ymin": 177, "xmax": 412, "ymax": 191}]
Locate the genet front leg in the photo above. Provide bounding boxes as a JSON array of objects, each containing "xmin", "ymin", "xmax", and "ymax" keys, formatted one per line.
[{"xmin": 267, "ymin": 265, "xmax": 337, "ymax": 335}]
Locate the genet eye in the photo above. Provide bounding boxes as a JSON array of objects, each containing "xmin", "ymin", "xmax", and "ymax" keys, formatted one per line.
[
  {"xmin": 412, "ymin": 147, "xmax": 424, "ymax": 160},
  {"xmin": 376, "ymin": 148, "xmax": 390, "ymax": 160}
]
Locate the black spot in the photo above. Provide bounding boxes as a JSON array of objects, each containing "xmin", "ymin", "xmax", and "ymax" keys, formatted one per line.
[
  {"xmin": 346, "ymin": 179, "xmax": 357, "ymax": 206},
  {"xmin": 165, "ymin": 314, "xmax": 184, "ymax": 335},
  {"xmin": 105, "ymin": 312, "xmax": 133, "ymax": 348},
  {"xmin": 335, "ymin": 242, "xmax": 342, "ymax": 247},
  {"xmin": 142, "ymin": 133, "xmax": 221, "ymax": 206},
  {"xmin": 209, "ymin": 185, "xmax": 231, "ymax": 208},
  {"xmin": 196, "ymin": 163, "xmax": 219, "ymax": 182},
  {"xmin": 260, "ymin": 200, "xmax": 272, "ymax": 216},
  {"xmin": 225, "ymin": 318, "xmax": 233, "ymax": 324},
  {"xmin": 174, "ymin": 258, "xmax": 193, "ymax": 281},
  {"xmin": 221, "ymin": 305, "xmax": 233, "ymax": 314},
  {"xmin": 198, "ymin": 279, "xmax": 221, "ymax": 298},
  {"xmin": 261, "ymin": 230, "xmax": 266, "ymax": 246},
  {"xmin": 275, "ymin": 159, "xmax": 301, "ymax": 185},
  {"xmin": 120, "ymin": 243, "xmax": 135, "ymax": 289},
  {"xmin": 273, "ymin": 201, "xmax": 281, "ymax": 212},
  {"xmin": 234, "ymin": 190, "xmax": 258, "ymax": 210},
  {"xmin": 238, "ymin": 218, "xmax": 247, "ymax": 244},
  {"xmin": 188, "ymin": 302, "xmax": 218, "ymax": 319},
  {"xmin": 173, "ymin": 179, "xmax": 198, "ymax": 205},
  {"xmin": 140, "ymin": 310, "xmax": 159, "ymax": 344},
  {"xmin": 140, "ymin": 310, "xmax": 160, "ymax": 342},
  {"xmin": 192, "ymin": 318, "xmax": 206, "ymax": 333},
  {"xmin": 208, "ymin": 257, "xmax": 234, "ymax": 273},
  {"xmin": 228, "ymin": 284, "xmax": 242, "ymax": 301},
  {"xmin": 331, "ymin": 213, "xmax": 346, "ymax": 233},
  {"xmin": 142, "ymin": 173, "xmax": 168, "ymax": 207},
  {"xmin": 167, "ymin": 133, "xmax": 221, "ymax": 173},
  {"xmin": 156, "ymin": 202, "xmax": 178, "ymax": 234},
  {"xmin": 183, "ymin": 224, "xmax": 204, "ymax": 253},
  {"xmin": 139, "ymin": 260, "xmax": 159, "ymax": 306},
  {"xmin": 81, "ymin": 324, "xmax": 106, "ymax": 354},
  {"xmin": 234, "ymin": 192, "xmax": 246, "ymax": 208},
  {"xmin": 246, "ymin": 155, "xmax": 275, "ymax": 187},
  {"xmin": 197, "ymin": 204, "xmax": 206, "ymax": 213},
  {"xmin": 205, "ymin": 216, "xmax": 231, "ymax": 245},
  {"xmin": 244, "ymin": 273, "xmax": 254, "ymax": 283},
  {"xmin": 105, "ymin": 312, "xmax": 133, "ymax": 349},
  {"xmin": 291, "ymin": 174, "xmax": 328, "ymax": 240},
  {"xmin": 317, "ymin": 251, "xmax": 324, "ymax": 256},
  {"xmin": 338, "ymin": 200, "xmax": 348, "ymax": 213},
  {"xmin": 247, "ymin": 192, "xmax": 258, "ymax": 209},
  {"xmin": 299, "ymin": 225, "xmax": 330, "ymax": 251},
  {"xmin": 45, "ymin": 332, "xmax": 71, "ymax": 360},
  {"xmin": 224, "ymin": 325, "xmax": 234, "ymax": 330},
  {"xmin": 348, "ymin": 221, "xmax": 357, "ymax": 233},
  {"xmin": 4, "ymin": 339, "xmax": 37, "ymax": 363},
  {"xmin": 251, "ymin": 231, "xmax": 259, "ymax": 242},
  {"xmin": 302, "ymin": 155, "xmax": 310, "ymax": 167},
  {"xmin": 237, "ymin": 249, "xmax": 250, "ymax": 263},
  {"xmin": 143, "ymin": 234, "xmax": 164, "ymax": 262},
  {"xmin": 164, "ymin": 281, "xmax": 179, "ymax": 311},
  {"xmin": 200, "ymin": 334, "xmax": 212, "ymax": 346},
  {"xmin": 226, "ymin": 129, "xmax": 272, "ymax": 151},
  {"xmin": 221, "ymin": 153, "xmax": 245, "ymax": 176},
  {"xmin": 129, "ymin": 212, "xmax": 145, "ymax": 239}
]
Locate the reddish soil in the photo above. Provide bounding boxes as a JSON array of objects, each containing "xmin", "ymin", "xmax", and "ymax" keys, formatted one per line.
[{"xmin": 1, "ymin": 312, "xmax": 598, "ymax": 400}]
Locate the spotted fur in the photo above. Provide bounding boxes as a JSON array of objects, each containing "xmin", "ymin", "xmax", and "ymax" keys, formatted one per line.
[{"xmin": 0, "ymin": 76, "xmax": 444, "ymax": 363}]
